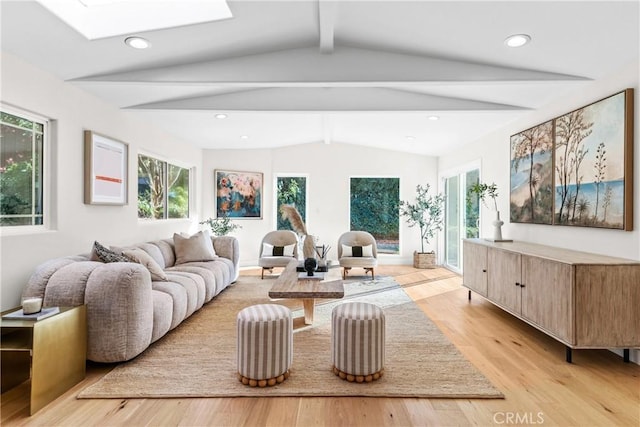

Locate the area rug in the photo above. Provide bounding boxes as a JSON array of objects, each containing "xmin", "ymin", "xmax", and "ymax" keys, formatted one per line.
[{"xmin": 78, "ymin": 274, "xmax": 503, "ymax": 399}]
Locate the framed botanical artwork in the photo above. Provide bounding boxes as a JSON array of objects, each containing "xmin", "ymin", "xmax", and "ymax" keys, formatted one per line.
[
  {"xmin": 84, "ymin": 131, "xmax": 128, "ymax": 205},
  {"xmin": 553, "ymin": 89, "xmax": 634, "ymax": 230},
  {"xmin": 215, "ymin": 170, "xmax": 263, "ymax": 218},
  {"xmin": 510, "ymin": 120, "xmax": 554, "ymax": 225}
]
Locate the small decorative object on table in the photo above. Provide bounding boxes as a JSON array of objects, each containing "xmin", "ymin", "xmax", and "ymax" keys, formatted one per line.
[
  {"xmin": 22, "ymin": 297, "xmax": 43, "ymax": 314},
  {"xmin": 304, "ymin": 257, "xmax": 317, "ymax": 276},
  {"xmin": 467, "ymin": 181, "xmax": 512, "ymax": 242}
]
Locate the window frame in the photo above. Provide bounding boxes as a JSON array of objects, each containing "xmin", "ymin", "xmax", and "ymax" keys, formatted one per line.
[
  {"xmin": 137, "ymin": 150, "xmax": 193, "ymax": 222},
  {"xmin": 274, "ymin": 173, "xmax": 309, "ymax": 231},
  {"xmin": 0, "ymin": 104, "xmax": 51, "ymax": 233},
  {"xmin": 349, "ymin": 175, "xmax": 401, "ymax": 255}
]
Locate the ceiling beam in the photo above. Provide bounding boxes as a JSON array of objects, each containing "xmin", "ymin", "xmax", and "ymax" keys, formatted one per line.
[
  {"xmin": 127, "ymin": 87, "xmax": 529, "ymax": 112},
  {"xmin": 75, "ymin": 46, "xmax": 587, "ymax": 86},
  {"xmin": 318, "ymin": 0, "xmax": 337, "ymax": 54}
]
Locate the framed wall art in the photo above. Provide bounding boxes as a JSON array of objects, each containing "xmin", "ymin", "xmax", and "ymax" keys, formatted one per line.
[
  {"xmin": 554, "ymin": 89, "xmax": 634, "ymax": 230},
  {"xmin": 84, "ymin": 131, "xmax": 128, "ymax": 205},
  {"xmin": 510, "ymin": 119, "xmax": 554, "ymax": 225},
  {"xmin": 215, "ymin": 169, "xmax": 263, "ymax": 218}
]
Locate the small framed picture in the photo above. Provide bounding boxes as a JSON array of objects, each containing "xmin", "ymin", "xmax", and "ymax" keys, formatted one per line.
[{"xmin": 84, "ymin": 131, "xmax": 128, "ymax": 205}]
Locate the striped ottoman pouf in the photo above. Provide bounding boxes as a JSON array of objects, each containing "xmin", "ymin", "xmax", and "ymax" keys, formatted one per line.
[
  {"xmin": 236, "ymin": 304, "xmax": 293, "ymax": 387},
  {"xmin": 331, "ymin": 302, "xmax": 385, "ymax": 383}
]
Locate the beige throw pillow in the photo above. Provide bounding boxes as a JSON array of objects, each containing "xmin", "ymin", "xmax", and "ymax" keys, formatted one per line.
[
  {"xmin": 122, "ymin": 247, "xmax": 168, "ymax": 281},
  {"xmin": 174, "ymin": 231, "xmax": 217, "ymax": 264}
]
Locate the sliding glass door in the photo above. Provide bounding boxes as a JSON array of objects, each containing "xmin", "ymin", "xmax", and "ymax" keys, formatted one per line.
[{"xmin": 443, "ymin": 167, "xmax": 480, "ymax": 273}]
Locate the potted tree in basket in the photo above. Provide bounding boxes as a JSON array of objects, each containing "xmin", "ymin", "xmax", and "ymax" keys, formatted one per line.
[{"xmin": 399, "ymin": 184, "xmax": 445, "ymax": 269}]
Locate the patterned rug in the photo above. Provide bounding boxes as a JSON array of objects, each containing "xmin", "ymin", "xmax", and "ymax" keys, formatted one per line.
[{"xmin": 78, "ymin": 273, "xmax": 503, "ymax": 399}]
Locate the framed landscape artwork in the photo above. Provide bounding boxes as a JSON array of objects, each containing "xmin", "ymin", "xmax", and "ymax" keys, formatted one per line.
[
  {"xmin": 84, "ymin": 131, "xmax": 128, "ymax": 205},
  {"xmin": 510, "ymin": 120, "xmax": 554, "ymax": 225},
  {"xmin": 215, "ymin": 170, "xmax": 263, "ymax": 218},
  {"xmin": 554, "ymin": 89, "xmax": 633, "ymax": 230}
]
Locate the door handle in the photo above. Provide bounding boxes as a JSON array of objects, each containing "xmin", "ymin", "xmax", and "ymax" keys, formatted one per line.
[{"xmin": 515, "ymin": 282, "xmax": 520, "ymax": 287}]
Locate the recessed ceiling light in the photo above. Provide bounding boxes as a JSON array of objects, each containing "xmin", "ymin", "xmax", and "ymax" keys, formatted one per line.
[
  {"xmin": 405, "ymin": 136, "xmax": 415, "ymax": 141},
  {"xmin": 124, "ymin": 36, "xmax": 150, "ymax": 49},
  {"xmin": 215, "ymin": 113, "xmax": 228, "ymax": 119},
  {"xmin": 428, "ymin": 115, "xmax": 440, "ymax": 121},
  {"xmin": 504, "ymin": 34, "xmax": 531, "ymax": 48},
  {"xmin": 240, "ymin": 135, "xmax": 249, "ymax": 139}
]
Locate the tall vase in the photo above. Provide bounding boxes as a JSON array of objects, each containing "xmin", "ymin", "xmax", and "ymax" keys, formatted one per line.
[
  {"xmin": 492, "ymin": 211, "xmax": 504, "ymax": 241},
  {"xmin": 302, "ymin": 235, "xmax": 317, "ymax": 259}
]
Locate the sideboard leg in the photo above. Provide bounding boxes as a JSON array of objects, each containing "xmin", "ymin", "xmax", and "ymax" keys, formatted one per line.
[
  {"xmin": 623, "ymin": 349, "xmax": 630, "ymax": 363},
  {"xmin": 565, "ymin": 346, "xmax": 572, "ymax": 363},
  {"xmin": 468, "ymin": 290, "xmax": 471, "ymax": 300}
]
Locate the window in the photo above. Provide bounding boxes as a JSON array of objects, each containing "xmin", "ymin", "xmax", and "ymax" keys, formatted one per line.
[
  {"xmin": 276, "ymin": 176, "xmax": 307, "ymax": 230},
  {"xmin": 0, "ymin": 108, "xmax": 46, "ymax": 227},
  {"xmin": 350, "ymin": 177, "xmax": 399, "ymax": 254},
  {"xmin": 137, "ymin": 154, "xmax": 190, "ymax": 220}
]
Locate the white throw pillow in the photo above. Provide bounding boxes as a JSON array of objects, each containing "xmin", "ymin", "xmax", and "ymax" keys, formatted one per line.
[
  {"xmin": 342, "ymin": 244, "xmax": 373, "ymax": 257},
  {"xmin": 174, "ymin": 231, "xmax": 217, "ymax": 264},
  {"xmin": 122, "ymin": 248, "xmax": 168, "ymax": 281},
  {"xmin": 262, "ymin": 243, "xmax": 295, "ymax": 257}
]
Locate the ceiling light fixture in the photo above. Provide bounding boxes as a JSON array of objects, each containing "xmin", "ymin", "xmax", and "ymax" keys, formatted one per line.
[
  {"xmin": 215, "ymin": 113, "xmax": 228, "ymax": 119},
  {"xmin": 428, "ymin": 115, "xmax": 440, "ymax": 121},
  {"xmin": 240, "ymin": 135, "xmax": 249, "ymax": 140},
  {"xmin": 124, "ymin": 36, "xmax": 150, "ymax": 49},
  {"xmin": 405, "ymin": 136, "xmax": 415, "ymax": 141},
  {"xmin": 504, "ymin": 34, "xmax": 531, "ymax": 48}
]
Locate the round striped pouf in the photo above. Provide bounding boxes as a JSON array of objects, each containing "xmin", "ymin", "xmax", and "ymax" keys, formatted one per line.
[
  {"xmin": 331, "ymin": 302, "xmax": 385, "ymax": 383},
  {"xmin": 236, "ymin": 304, "xmax": 293, "ymax": 387}
]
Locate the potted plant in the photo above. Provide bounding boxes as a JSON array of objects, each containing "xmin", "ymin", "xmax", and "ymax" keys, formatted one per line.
[
  {"xmin": 399, "ymin": 184, "xmax": 445, "ymax": 268},
  {"xmin": 200, "ymin": 215, "xmax": 242, "ymax": 236},
  {"xmin": 467, "ymin": 181, "xmax": 509, "ymax": 242}
]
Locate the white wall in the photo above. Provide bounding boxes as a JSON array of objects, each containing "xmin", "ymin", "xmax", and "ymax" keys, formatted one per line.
[
  {"xmin": 439, "ymin": 59, "xmax": 640, "ymax": 363},
  {"xmin": 202, "ymin": 143, "xmax": 437, "ymax": 267},
  {"xmin": 0, "ymin": 53, "xmax": 203, "ymax": 310},
  {"xmin": 439, "ymin": 59, "xmax": 640, "ymax": 260}
]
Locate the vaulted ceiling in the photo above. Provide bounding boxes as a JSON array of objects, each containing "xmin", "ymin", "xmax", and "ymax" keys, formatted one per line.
[{"xmin": 1, "ymin": 1, "xmax": 638, "ymax": 155}]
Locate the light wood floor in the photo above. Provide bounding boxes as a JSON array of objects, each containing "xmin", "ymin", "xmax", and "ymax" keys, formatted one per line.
[{"xmin": 2, "ymin": 265, "xmax": 639, "ymax": 426}]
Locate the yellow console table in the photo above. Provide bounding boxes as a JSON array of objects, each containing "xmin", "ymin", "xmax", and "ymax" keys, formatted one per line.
[{"xmin": 1, "ymin": 305, "xmax": 86, "ymax": 415}]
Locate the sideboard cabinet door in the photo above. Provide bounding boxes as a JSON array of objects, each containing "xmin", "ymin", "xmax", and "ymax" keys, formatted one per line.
[
  {"xmin": 487, "ymin": 248, "xmax": 521, "ymax": 315},
  {"xmin": 521, "ymin": 256, "xmax": 574, "ymax": 344},
  {"xmin": 462, "ymin": 241, "xmax": 488, "ymax": 297}
]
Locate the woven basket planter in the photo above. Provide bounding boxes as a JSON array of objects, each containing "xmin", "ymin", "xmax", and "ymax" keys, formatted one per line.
[{"xmin": 413, "ymin": 251, "xmax": 436, "ymax": 269}]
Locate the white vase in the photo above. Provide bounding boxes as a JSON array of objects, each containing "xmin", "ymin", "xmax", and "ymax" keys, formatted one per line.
[{"xmin": 492, "ymin": 211, "xmax": 504, "ymax": 241}]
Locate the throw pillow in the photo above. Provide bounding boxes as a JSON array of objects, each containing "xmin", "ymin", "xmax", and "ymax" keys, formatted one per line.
[
  {"xmin": 92, "ymin": 241, "xmax": 130, "ymax": 263},
  {"xmin": 262, "ymin": 243, "xmax": 295, "ymax": 257},
  {"xmin": 174, "ymin": 231, "xmax": 217, "ymax": 264},
  {"xmin": 341, "ymin": 244, "xmax": 373, "ymax": 257},
  {"xmin": 122, "ymin": 248, "xmax": 168, "ymax": 281}
]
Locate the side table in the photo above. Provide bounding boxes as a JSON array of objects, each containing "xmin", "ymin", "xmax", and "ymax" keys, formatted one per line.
[{"xmin": 1, "ymin": 305, "xmax": 86, "ymax": 415}]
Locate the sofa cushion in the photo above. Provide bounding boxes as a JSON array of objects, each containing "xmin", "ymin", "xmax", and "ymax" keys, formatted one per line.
[
  {"xmin": 123, "ymin": 248, "xmax": 168, "ymax": 281},
  {"xmin": 92, "ymin": 241, "xmax": 130, "ymax": 263},
  {"xmin": 174, "ymin": 231, "xmax": 217, "ymax": 264}
]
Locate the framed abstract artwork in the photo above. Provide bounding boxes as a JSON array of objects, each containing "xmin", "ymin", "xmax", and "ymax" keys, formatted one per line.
[
  {"xmin": 84, "ymin": 131, "xmax": 128, "ymax": 205},
  {"xmin": 510, "ymin": 120, "xmax": 554, "ymax": 224},
  {"xmin": 215, "ymin": 170, "xmax": 263, "ymax": 218},
  {"xmin": 553, "ymin": 89, "xmax": 634, "ymax": 230}
]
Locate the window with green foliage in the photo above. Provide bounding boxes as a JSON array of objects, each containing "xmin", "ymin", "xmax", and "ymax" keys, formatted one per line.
[
  {"xmin": 350, "ymin": 177, "xmax": 399, "ymax": 254},
  {"xmin": 138, "ymin": 154, "xmax": 190, "ymax": 220},
  {"xmin": 0, "ymin": 109, "xmax": 46, "ymax": 227},
  {"xmin": 276, "ymin": 176, "xmax": 306, "ymax": 230}
]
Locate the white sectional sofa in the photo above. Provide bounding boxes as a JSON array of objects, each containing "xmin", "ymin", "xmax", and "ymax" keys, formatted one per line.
[{"xmin": 22, "ymin": 232, "xmax": 239, "ymax": 363}]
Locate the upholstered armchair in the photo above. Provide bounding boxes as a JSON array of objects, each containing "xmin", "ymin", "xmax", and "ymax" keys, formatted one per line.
[
  {"xmin": 258, "ymin": 230, "xmax": 299, "ymax": 279},
  {"xmin": 337, "ymin": 231, "xmax": 378, "ymax": 280}
]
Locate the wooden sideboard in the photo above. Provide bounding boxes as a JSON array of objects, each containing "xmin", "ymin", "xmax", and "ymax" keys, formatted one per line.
[{"xmin": 463, "ymin": 239, "xmax": 640, "ymax": 363}]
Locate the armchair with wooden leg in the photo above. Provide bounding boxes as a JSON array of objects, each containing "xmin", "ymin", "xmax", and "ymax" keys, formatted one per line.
[
  {"xmin": 258, "ymin": 230, "xmax": 299, "ymax": 279},
  {"xmin": 337, "ymin": 231, "xmax": 378, "ymax": 280}
]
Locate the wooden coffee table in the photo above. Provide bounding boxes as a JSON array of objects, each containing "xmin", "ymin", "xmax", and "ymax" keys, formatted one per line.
[{"xmin": 269, "ymin": 259, "xmax": 344, "ymax": 325}]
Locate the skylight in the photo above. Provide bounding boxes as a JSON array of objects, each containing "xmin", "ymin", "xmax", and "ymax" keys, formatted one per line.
[{"xmin": 36, "ymin": 0, "xmax": 232, "ymax": 40}]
